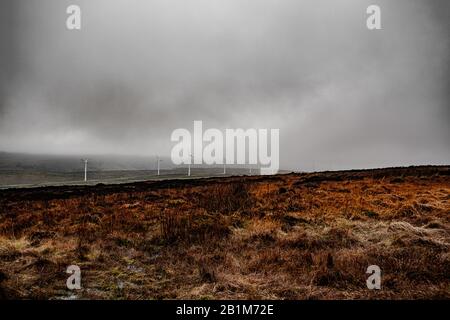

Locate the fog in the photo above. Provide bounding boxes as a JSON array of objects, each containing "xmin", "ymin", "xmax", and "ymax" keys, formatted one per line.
[{"xmin": 0, "ymin": 0, "xmax": 448, "ymax": 171}]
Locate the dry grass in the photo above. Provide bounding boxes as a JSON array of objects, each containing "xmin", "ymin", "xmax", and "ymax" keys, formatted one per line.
[{"xmin": 0, "ymin": 166, "xmax": 449, "ymax": 299}]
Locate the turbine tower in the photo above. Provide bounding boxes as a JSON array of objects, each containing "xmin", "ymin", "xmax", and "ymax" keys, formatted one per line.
[
  {"xmin": 156, "ymin": 155, "xmax": 162, "ymax": 176},
  {"xmin": 223, "ymin": 157, "xmax": 226, "ymax": 174},
  {"xmin": 81, "ymin": 159, "xmax": 88, "ymax": 182},
  {"xmin": 188, "ymin": 154, "xmax": 193, "ymax": 177}
]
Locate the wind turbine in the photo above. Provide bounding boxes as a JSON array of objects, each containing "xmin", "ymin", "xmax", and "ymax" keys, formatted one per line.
[
  {"xmin": 156, "ymin": 155, "xmax": 162, "ymax": 176},
  {"xmin": 223, "ymin": 157, "xmax": 226, "ymax": 174},
  {"xmin": 188, "ymin": 153, "xmax": 193, "ymax": 177},
  {"xmin": 81, "ymin": 159, "xmax": 88, "ymax": 182}
]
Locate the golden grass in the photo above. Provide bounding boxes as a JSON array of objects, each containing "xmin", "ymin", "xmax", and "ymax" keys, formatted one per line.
[{"xmin": 0, "ymin": 167, "xmax": 449, "ymax": 299}]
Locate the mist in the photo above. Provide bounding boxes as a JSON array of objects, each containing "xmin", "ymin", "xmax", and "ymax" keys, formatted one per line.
[{"xmin": 0, "ymin": 0, "xmax": 448, "ymax": 171}]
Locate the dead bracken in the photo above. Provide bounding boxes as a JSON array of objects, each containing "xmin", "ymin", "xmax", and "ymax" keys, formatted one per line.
[{"xmin": 0, "ymin": 166, "xmax": 449, "ymax": 299}]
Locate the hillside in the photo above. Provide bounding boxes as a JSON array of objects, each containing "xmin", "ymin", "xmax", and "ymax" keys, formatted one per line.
[{"xmin": 0, "ymin": 166, "xmax": 449, "ymax": 299}]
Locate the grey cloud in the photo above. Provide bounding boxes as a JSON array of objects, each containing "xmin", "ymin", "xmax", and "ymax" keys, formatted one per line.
[{"xmin": 0, "ymin": 0, "xmax": 448, "ymax": 170}]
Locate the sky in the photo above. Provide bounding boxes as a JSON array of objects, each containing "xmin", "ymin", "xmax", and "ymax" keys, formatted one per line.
[{"xmin": 0, "ymin": 0, "xmax": 449, "ymax": 171}]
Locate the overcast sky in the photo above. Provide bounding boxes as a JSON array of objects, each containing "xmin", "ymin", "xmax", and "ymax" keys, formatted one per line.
[{"xmin": 0, "ymin": 0, "xmax": 448, "ymax": 171}]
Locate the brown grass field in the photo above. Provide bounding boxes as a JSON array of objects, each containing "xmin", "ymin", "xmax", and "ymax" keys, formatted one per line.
[{"xmin": 0, "ymin": 166, "xmax": 449, "ymax": 300}]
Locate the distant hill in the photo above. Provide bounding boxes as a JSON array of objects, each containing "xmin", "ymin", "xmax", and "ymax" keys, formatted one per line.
[{"xmin": 0, "ymin": 151, "xmax": 170, "ymax": 172}]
